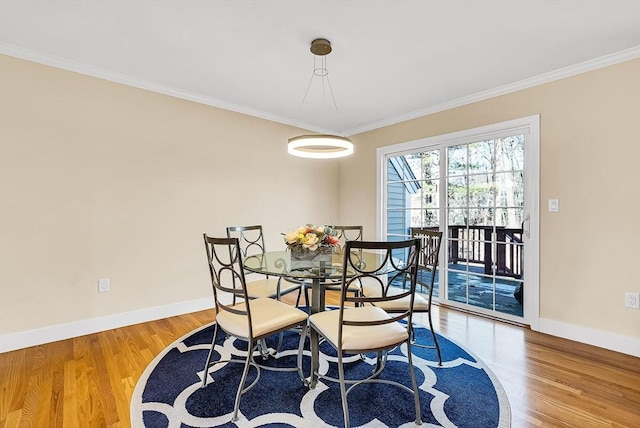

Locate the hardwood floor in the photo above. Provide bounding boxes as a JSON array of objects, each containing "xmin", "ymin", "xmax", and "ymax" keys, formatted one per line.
[{"xmin": 1, "ymin": 295, "xmax": 639, "ymax": 427}]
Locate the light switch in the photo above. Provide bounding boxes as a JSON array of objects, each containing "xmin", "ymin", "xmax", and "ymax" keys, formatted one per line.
[{"xmin": 548, "ymin": 199, "xmax": 559, "ymax": 212}]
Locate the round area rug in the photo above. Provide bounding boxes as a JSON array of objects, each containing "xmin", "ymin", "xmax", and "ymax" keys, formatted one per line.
[{"xmin": 131, "ymin": 320, "xmax": 510, "ymax": 427}]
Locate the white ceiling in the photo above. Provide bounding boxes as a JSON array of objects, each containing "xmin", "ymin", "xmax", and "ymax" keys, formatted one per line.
[{"xmin": 1, "ymin": 0, "xmax": 639, "ymax": 135}]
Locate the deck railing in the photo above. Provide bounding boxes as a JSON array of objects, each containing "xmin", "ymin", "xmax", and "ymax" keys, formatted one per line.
[
  {"xmin": 448, "ymin": 225, "xmax": 523, "ymax": 278},
  {"xmin": 413, "ymin": 225, "xmax": 523, "ymax": 279}
]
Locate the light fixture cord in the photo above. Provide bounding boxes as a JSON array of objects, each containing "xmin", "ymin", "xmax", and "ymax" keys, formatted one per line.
[
  {"xmin": 299, "ymin": 58, "xmax": 316, "ymax": 110},
  {"xmin": 323, "ymin": 58, "xmax": 346, "ymax": 136},
  {"xmin": 299, "ymin": 53, "xmax": 346, "ymax": 136}
]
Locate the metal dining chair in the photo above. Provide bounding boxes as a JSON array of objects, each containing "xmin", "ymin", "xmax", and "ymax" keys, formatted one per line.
[
  {"xmin": 308, "ymin": 238, "xmax": 423, "ymax": 428},
  {"xmin": 227, "ymin": 225, "xmax": 303, "ymax": 301},
  {"xmin": 202, "ymin": 234, "xmax": 309, "ymax": 422},
  {"xmin": 362, "ymin": 228, "xmax": 443, "ymax": 365}
]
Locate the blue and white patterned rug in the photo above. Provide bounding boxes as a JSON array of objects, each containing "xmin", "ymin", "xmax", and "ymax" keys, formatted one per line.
[{"xmin": 131, "ymin": 319, "xmax": 511, "ymax": 427}]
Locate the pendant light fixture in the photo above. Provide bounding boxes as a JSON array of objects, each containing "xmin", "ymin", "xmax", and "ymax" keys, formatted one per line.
[{"xmin": 288, "ymin": 38, "xmax": 354, "ymax": 159}]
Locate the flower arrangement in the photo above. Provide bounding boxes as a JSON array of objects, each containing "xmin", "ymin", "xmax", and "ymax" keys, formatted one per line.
[{"xmin": 283, "ymin": 224, "xmax": 341, "ymax": 253}]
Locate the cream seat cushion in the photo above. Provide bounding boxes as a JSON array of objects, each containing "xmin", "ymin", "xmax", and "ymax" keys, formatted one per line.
[
  {"xmin": 308, "ymin": 306, "xmax": 408, "ymax": 351},
  {"xmin": 217, "ymin": 298, "xmax": 308, "ymax": 339},
  {"xmin": 361, "ymin": 282, "xmax": 429, "ymax": 312},
  {"xmin": 245, "ymin": 277, "xmax": 300, "ymax": 299},
  {"xmin": 319, "ymin": 279, "xmax": 361, "ymax": 292}
]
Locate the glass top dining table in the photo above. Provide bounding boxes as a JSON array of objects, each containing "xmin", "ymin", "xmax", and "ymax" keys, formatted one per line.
[
  {"xmin": 243, "ymin": 249, "xmax": 394, "ymax": 313},
  {"xmin": 243, "ymin": 249, "xmax": 397, "ymax": 388}
]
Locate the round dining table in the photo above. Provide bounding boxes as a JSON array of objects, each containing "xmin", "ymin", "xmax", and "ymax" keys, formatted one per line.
[{"xmin": 243, "ymin": 249, "xmax": 396, "ymax": 387}]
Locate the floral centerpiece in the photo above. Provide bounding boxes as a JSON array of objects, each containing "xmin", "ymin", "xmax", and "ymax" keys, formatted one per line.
[{"xmin": 283, "ymin": 224, "xmax": 340, "ymax": 261}]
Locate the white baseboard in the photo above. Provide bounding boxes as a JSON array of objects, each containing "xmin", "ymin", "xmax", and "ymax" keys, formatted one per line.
[
  {"xmin": 3, "ymin": 300, "xmax": 638, "ymax": 357},
  {"xmin": 0, "ymin": 297, "xmax": 217, "ymax": 353},
  {"xmin": 539, "ymin": 317, "xmax": 640, "ymax": 357}
]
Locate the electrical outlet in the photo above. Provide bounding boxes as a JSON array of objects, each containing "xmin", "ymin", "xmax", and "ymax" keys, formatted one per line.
[
  {"xmin": 625, "ymin": 292, "xmax": 639, "ymax": 309},
  {"xmin": 98, "ymin": 278, "xmax": 110, "ymax": 293}
]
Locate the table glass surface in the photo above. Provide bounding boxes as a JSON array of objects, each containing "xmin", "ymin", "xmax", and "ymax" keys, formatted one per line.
[
  {"xmin": 243, "ymin": 250, "xmax": 396, "ymax": 280},
  {"xmin": 243, "ymin": 248, "xmax": 403, "ymax": 389}
]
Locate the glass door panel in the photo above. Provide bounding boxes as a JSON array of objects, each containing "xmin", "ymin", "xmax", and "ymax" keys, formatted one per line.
[
  {"xmin": 445, "ymin": 137, "xmax": 525, "ymax": 318},
  {"xmin": 385, "ymin": 149, "xmax": 441, "ymax": 297},
  {"xmin": 384, "ymin": 138, "xmax": 525, "ymax": 317}
]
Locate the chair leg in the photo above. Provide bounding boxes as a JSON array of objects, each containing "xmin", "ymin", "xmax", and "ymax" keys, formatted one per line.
[
  {"xmin": 295, "ymin": 287, "xmax": 303, "ymax": 307},
  {"xmin": 337, "ymin": 349, "xmax": 351, "ymax": 428},
  {"xmin": 294, "ymin": 283, "xmax": 311, "ymax": 313},
  {"xmin": 406, "ymin": 341, "xmax": 423, "ymax": 425},
  {"xmin": 201, "ymin": 323, "xmax": 219, "ymax": 388},
  {"xmin": 257, "ymin": 338, "xmax": 274, "ymax": 359},
  {"xmin": 276, "ymin": 331, "xmax": 284, "ymax": 353},
  {"xmin": 427, "ymin": 312, "xmax": 443, "ymax": 366},
  {"xmin": 374, "ymin": 350, "xmax": 384, "ymax": 373},
  {"xmin": 232, "ymin": 338, "xmax": 255, "ymax": 422},
  {"xmin": 303, "ymin": 285, "xmax": 310, "ymax": 312},
  {"xmin": 410, "ymin": 315, "xmax": 443, "ymax": 366},
  {"xmin": 296, "ymin": 323, "xmax": 308, "ymax": 383}
]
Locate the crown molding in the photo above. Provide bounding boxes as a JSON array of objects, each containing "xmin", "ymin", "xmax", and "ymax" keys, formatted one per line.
[
  {"xmin": 2, "ymin": 42, "xmax": 639, "ymax": 137},
  {"xmin": 345, "ymin": 46, "xmax": 640, "ymax": 136},
  {"xmin": 0, "ymin": 42, "xmax": 309, "ymax": 130}
]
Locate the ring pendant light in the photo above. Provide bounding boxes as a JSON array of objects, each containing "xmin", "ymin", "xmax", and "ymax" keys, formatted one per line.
[{"xmin": 288, "ymin": 38, "xmax": 354, "ymax": 159}]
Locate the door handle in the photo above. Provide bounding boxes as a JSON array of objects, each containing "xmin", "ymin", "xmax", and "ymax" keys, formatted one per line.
[{"xmin": 521, "ymin": 214, "xmax": 530, "ymax": 239}]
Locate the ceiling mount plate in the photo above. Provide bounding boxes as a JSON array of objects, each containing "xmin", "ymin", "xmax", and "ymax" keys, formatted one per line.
[{"xmin": 310, "ymin": 38, "xmax": 332, "ymax": 56}]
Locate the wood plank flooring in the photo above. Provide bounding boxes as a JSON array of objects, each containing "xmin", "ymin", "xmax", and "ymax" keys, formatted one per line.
[{"xmin": 1, "ymin": 295, "xmax": 639, "ymax": 427}]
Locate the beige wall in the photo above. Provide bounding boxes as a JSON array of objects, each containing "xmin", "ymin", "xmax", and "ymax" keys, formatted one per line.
[
  {"xmin": 1, "ymin": 54, "xmax": 638, "ymax": 353},
  {"xmin": 340, "ymin": 59, "xmax": 640, "ymax": 343},
  {"xmin": 0, "ymin": 55, "xmax": 340, "ymax": 336}
]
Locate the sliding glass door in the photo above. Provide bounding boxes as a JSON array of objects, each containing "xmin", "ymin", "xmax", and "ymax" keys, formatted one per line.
[{"xmin": 379, "ymin": 116, "xmax": 539, "ymax": 326}]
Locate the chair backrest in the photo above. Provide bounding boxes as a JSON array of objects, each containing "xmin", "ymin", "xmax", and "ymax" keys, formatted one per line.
[
  {"xmin": 333, "ymin": 225, "xmax": 363, "ymax": 244},
  {"xmin": 332, "ymin": 225, "xmax": 363, "ymax": 258},
  {"xmin": 410, "ymin": 228, "xmax": 443, "ymax": 304},
  {"xmin": 203, "ymin": 234, "xmax": 253, "ymax": 329},
  {"xmin": 339, "ymin": 239, "xmax": 421, "ymax": 345},
  {"xmin": 226, "ymin": 225, "xmax": 266, "ymax": 258}
]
